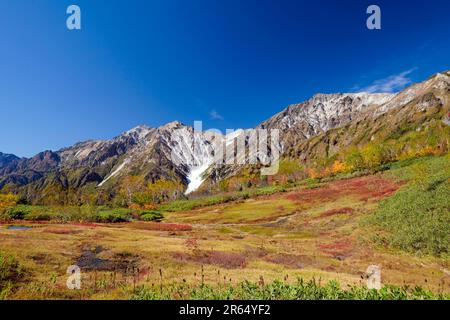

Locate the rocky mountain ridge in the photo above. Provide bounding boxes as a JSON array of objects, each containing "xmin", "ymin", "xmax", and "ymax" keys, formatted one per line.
[{"xmin": 1, "ymin": 70, "xmax": 449, "ymax": 200}]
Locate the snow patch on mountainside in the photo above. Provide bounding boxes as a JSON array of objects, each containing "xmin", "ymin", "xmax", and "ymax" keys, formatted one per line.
[
  {"xmin": 161, "ymin": 126, "xmax": 217, "ymax": 194},
  {"xmin": 98, "ymin": 159, "xmax": 129, "ymax": 187},
  {"xmin": 185, "ymin": 162, "xmax": 212, "ymax": 194},
  {"xmin": 184, "ymin": 129, "xmax": 247, "ymax": 194}
]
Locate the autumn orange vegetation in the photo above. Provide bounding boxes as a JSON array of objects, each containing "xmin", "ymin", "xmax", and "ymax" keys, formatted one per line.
[{"xmin": 0, "ymin": 193, "xmax": 18, "ymax": 211}]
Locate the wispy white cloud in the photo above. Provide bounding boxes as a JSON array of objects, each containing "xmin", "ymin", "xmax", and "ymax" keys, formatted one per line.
[
  {"xmin": 357, "ymin": 69, "xmax": 417, "ymax": 93},
  {"xmin": 209, "ymin": 110, "xmax": 224, "ymax": 120}
]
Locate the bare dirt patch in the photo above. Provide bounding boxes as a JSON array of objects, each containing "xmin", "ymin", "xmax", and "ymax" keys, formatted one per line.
[
  {"xmin": 75, "ymin": 245, "xmax": 139, "ymax": 272},
  {"xmin": 28, "ymin": 253, "xmax": 52, "ymax": 265}
]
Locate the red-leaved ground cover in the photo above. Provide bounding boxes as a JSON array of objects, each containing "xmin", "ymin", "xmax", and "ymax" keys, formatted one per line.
[
  {"xmin": 286, "ymin": 175, "xmax": 400, "ymax": 204},
  {"xmin": 317, "ymin": 238, "xmax": 354, "ymax": 258}
]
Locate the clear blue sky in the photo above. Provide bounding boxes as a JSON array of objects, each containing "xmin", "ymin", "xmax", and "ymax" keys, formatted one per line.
[{"xmin": 1, "ymin": 0, "xmax": 449, "ymax": 157}]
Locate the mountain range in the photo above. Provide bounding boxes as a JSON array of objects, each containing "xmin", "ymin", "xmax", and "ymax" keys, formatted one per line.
[{"xmin": 1, "ymin": 70, "xmax": 449, "ymax": 203}]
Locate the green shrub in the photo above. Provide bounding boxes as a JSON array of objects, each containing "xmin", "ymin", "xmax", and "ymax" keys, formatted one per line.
[
  {"xmin": 140, "ymin": 210, "xmax": 163, "ymax": 222},
  {"xmin": 97, "ymin": 208, "xmax": 132, "ymax": 223},
  {"xmin": 3, "ymin": 205, "xmax": 33, "ymax": 220},
  {"xmin": 0, "ymin": 205, "xmax": 57, "ymax": 221},
  {"xmin": 24, "ymin": 212, "xmax": 55, "ymax": 221},
  {"xmin": 254, "ymin": 185, "xmax": 286, "ymax": 195},
  {"xmin": 159, "ymin": 195, "xmax": 232, "ymax": 212},
  {"xmin": 159, "ymin": 185, "xmax": 289, "ymax": 213}
]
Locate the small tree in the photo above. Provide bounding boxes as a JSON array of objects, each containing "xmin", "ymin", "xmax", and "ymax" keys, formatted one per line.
[
  {"xmin": 345, "ymin": 147, "xmax": 364, "ymax": 171},
  {"xmin": 0, "ymin": 193, "xmax": 19, "ymax": 211},
  {"xmin": 331, "ymin": 160, "xmax": 350, "ymax": 174},
  {"xmin": 118, "ymin": 176, "xmax": 145, "ymax": 206}
]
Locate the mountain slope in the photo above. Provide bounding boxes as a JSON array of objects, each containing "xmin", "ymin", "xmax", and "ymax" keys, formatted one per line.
[
  {"xmin": 0, "ymin": 121, "xmax": 219, "ymax": 202},
  {"xmin": 0, "ymin": 152, "xmax": 20, "ymax": 169},
  {"xmin": 203, "ymin": 71, "xmax": 450, "ymax": 186},
  {"xmin": 259, "ymin": 92, "xmax": 394, "ymax": 152},
  {"xmin": 287, "ymin": 71, "xmax": 450, "ymax": 163},
  {"xmin": 1, "ymin": 70, "xmax": 449, "ymax": 203}
]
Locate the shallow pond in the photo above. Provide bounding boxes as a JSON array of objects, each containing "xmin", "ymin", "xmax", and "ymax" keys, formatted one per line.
[{"xmin": 6, "ymin": 225, "xmax": 32, "ymax": 230}]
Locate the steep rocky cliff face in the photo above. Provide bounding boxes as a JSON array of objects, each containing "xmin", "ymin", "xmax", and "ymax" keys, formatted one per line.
[
  {"xmin": 260, "ymin": 71, "xmax": 449, "ymax": 145},
  {"xmin": 286, "ymin": 71, "xmax": 450, "ymax": 163},
  {"xmin": 0, "ymin": 152, "xmax": 20, "ymax": 169},
  {"xmin": 258, "ymin": 92, "xmax": 394, "ymax": 152}
]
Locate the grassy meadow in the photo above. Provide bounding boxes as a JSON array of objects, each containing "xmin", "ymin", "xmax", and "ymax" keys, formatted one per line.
[{"xmin": 0, "ymin": 155, "xmax": 449, "ymax": 299}]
